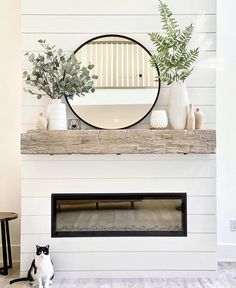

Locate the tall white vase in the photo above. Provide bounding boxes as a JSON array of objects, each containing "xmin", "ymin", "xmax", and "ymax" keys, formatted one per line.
[
  {"xmin": 47, "ymin": 99, "xmax": 67, "ymax": 130},
  {"xmin": 168, "ymin": 81, "xmax": 189, "ymax": 129}
]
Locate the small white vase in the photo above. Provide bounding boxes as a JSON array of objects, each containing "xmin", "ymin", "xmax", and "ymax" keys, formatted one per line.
[
  {"xmin": 36, "ymin": 112, "xmax": 48, "ymax": 130},
  {"xmin": 168, "ymin": 81, "xmax": 189, "ymax": 129},
  {"xmin": 186, "ymin": 104, "xmax": 195, "ymax": 130},
  {"xmin": 150, "ymin": 110, "xmax": 168, "ymax": 129},
  {"xmin": 47, "ymin": 99, "xmax": 67, "ymax": 130},
  {"xmin": 194, "ymin": 108, "xmax": 204, "ymax": 129}
]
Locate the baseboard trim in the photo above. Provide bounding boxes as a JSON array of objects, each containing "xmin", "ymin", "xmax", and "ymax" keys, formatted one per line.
[
  {"xmin": 2, "ymin": 244, "xmax": 233, "ymax": 269},
  {"xmin": 217, "ymin": 243, "xmax": 236, "ymax": 262},
  {"xmin": 20, "ymin": 270, "xmax": 217, "ymax": 278}
]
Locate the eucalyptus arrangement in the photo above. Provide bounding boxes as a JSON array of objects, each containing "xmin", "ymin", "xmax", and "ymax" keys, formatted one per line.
[
  {"xmin": 149, "ymin": 1, "xmax": 199, "ymax": 85},
  {"xmin": 23, "ymin": 39, "xmax": 98, "ymax": 100},
  {"xmin": 149, "ymin": 0, "xmax": 200, "ymax": 129},
  {"xmin": 23, "ymin": 40, "xmax": 98, "ymax": 130}
]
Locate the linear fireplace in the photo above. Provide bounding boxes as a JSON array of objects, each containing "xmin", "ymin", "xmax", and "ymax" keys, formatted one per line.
[{"xmin": 51, "ymin": 193, "xmax": 187, "ymax": 237}]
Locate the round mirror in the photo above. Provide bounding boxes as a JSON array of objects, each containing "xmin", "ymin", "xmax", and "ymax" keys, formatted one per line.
[{"xmin": 66, "ymin": 35, "xmax": 160, "ymax": 129}]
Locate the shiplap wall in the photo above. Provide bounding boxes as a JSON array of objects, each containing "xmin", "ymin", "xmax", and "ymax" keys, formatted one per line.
[
  {"xmin": 21, "ymin": 0, "xmax": 216, "ymax": 131},
  {"xmin": 21, "ymin": 154, "xmax": 216, "ymax": 277},
  {"xmin": 21, "ymin": 0, "xmax": 216, "ymax": 278}
]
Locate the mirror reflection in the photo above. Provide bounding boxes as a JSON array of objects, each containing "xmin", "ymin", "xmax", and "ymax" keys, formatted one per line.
[{"xmin": 67, "ymin": 35, "xmax": 160, "ymax": 129}]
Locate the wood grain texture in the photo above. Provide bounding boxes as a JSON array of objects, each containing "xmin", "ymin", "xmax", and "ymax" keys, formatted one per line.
[{"xmin": 21, "ymin": 129, "xmax": 216, "ymax": 155}]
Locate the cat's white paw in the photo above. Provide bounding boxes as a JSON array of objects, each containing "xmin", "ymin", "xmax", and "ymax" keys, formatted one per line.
[{"xmin": 43, "ymin": 280, "xmax": 51, "ymax": 288}]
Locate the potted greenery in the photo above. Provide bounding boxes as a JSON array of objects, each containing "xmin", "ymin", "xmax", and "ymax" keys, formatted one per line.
[
  {"xmin": 23, "ymin": 40, "xmax": 98, "ymax": 130},
  {"xmin": 149, "ymin": 0, "xmax": 199, "ymax": 129}
]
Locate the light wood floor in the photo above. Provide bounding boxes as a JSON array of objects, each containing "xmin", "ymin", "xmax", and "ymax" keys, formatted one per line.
[{"xmin": 1, "ymin": 263, "xmax": 236, "ymax": 287}]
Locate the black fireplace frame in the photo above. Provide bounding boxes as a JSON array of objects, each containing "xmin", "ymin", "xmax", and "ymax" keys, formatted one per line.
[{"xmin": 51, "ymin": 193, "xmax": 187, "ymax": 238}]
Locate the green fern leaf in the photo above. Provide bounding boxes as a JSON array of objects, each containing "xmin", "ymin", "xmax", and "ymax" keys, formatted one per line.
[{"xmin": 149, "ymin": 0, "xmax": 199, "ymax": 85}]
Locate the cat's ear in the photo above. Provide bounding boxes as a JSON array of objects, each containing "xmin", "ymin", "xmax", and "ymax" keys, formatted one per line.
[
  {"xmin": 45, "ymin": 245, "xmax": 49, "ymax": 250},
  {"xmin": 36, "ymin": 245, "xmax": 40, "ymax": 250}
]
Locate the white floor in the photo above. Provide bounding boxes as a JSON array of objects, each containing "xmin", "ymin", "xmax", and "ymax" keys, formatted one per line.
[{"xmin": 0, "ymin": 263, "xmax": 236, "ymax": 288}]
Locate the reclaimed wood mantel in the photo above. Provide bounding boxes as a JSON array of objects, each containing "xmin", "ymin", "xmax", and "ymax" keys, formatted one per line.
[{"xmin": 21, "ymin": 129, "xmax": 216, "ymax": 155}]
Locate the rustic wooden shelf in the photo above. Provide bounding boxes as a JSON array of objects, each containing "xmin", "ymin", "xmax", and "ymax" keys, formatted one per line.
[{"xmin": 21, "ymin": 129, "xmax": 216, "ymax": 155}]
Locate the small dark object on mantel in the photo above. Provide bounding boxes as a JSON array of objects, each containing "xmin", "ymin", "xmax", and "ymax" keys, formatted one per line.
[{"xmin": 68, "ymin": 119, "xmax": 81, "ymax": 130}]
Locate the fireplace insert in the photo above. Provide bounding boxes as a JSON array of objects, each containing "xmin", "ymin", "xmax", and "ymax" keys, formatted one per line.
[{"xmin": 51, "ymin": 193, "xmax": 187, "ymax": 237}]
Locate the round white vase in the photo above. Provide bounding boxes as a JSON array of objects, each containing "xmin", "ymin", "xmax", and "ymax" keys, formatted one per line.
[
  {"xmin": 168, "ymin": 81, "xmax": 189, "ymax": 129},
  {"xmin": 150, "ymin": 110, "xmax": 168, "ymax": 129},
  {"xmin": 47, "ymin": 99, "xmax": 67, "ymax": 130}
]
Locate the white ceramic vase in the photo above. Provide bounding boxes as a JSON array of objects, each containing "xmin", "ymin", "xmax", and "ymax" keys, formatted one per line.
[
  {"xmin": 36, "ymin": 112, "xmax": 48, "ymax": 130},
  {"xmin": 168, "ymin": 81, "xmax": 189, "ymax": 129},
  {"xmin": 150, "ymin": 110, "xmax": 168, "ymax": 129},
  {"xmin": 194, "ymin": 108, "xmax": 204, "ymax": 129},
  {"xmin": 47, "ymin": 99, "xmax": 67, "ymax": 130}
]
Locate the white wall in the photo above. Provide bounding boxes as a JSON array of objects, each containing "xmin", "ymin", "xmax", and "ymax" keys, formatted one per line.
[
  {"xmin": 217, "ymin": 0, "xmax": 236, "ymax": 261},
  {"xmin": 19, "ymin": 0, "xmax": 217, "ymax": 272},
  {"xmin": 0, "ymin": 0, "xmax": 21, "ymax": 262},
  {"xmin": 21, "ymin": 154, "xmax": 216, "ymax": 278},
  {"xmin": 21, "ymin": 0, "xmax": 216, "ymax": 131}
]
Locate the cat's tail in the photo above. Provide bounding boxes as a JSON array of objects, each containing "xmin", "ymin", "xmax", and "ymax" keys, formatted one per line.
[{"xmin": 9, "ymin": 277, "xmax": 28, "ymax": 284}]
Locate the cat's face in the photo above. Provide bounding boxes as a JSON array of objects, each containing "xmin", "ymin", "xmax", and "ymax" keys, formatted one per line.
[{"xmin": 36, "ymin": 245, "xmax": 50, "ymax": 257}]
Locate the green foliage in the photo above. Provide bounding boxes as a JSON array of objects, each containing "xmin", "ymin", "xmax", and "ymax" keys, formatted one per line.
[
  {"xmin": 149, "ymin": 0, "xmax": 199, "ymax": 85},
  {"xmin": 23, "ymin": 39, "xmax": 98, "ymax": 99}
]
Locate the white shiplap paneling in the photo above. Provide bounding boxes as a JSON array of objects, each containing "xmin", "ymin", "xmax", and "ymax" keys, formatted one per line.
[
  {"xmin": 21, "ymin": 0, "xmax": 216, "ymax": 131},
  {"xmin": 22, "ymin": 87, "xmax": 216, "ymax": 106},
  {"xmin": 21, "ymin": 0, "xmax": 216, "ymax": 277},
  {"xmin": 21, "ymin": 178, "xmax": 216, "ymax": 197},
  {"xmin": 21, "ymin": 2, "xmax": 216, "ymax": 130},
  {"xmin": 21, "ymin": 158, "xmax": 216, "ymax": 179},
  {"xmin": 20, "ymin": 251, "xmax": 217, "ymax": 272},
  {"xmin": 21, "ymin": 233, "xmax": 216, "ymax": 252},
  {"xmin": 21, "ymin": 0, "xmax": 216, "ymax": 15},
  {"xmin": 21, "ymin": 154, "xmax": 216, "ymax": 276},
  {"xmin": 21, "ymin": 15, "xmax": 215, "ymax": 34},
  {"xmin": 21, "ymin": 33, "xmax": 216, "ymax": 52},
  {"xmin": 22, "ymin": 104, "xmax": 216, "ymax": 127}
]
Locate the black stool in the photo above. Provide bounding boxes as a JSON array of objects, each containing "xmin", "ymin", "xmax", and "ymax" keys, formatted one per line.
[{"xmin": 0, "ymin": 212, "xmax": 18, "ymax": 275}]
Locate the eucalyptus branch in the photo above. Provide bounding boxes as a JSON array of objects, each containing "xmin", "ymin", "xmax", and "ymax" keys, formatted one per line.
[
  {"xmin": 23, "ymin": 40, "xmax": 98, "ymax": 100},
  {"xmin": 34, "ymin": 62, "xmax": 53, "ymax": 97}
]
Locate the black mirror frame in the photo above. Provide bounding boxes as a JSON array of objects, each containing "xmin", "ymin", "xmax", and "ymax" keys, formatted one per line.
[{"xmin": 65, "ymin": 34, "xmax": 161, "ymax": 130}]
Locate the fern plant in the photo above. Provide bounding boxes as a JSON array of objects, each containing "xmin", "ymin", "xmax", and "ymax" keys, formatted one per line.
[{"xmin": 149, "ymin": 0, "xmax": 199, "ymax": 85}]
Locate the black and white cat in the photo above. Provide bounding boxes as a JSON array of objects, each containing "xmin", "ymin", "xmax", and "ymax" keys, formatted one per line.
[{"xmin": 10, "ymin": 245, "xmax": 54, "ymax": 288}]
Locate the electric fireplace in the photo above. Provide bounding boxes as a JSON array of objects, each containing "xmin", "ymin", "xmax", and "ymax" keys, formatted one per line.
[{"xmin": 51, "ymin": 193, "xmax": 187, "ymax": 237}]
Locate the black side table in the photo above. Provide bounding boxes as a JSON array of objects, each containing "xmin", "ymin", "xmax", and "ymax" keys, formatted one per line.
[{"xmin": 0, "ymin": 212, "xmax": 18, "ymax": 275}]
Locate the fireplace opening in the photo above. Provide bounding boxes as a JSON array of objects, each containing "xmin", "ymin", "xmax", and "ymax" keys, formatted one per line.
[{"xmin": 51, "ymin": 193, "xmax": 187, "ymax": 237}]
